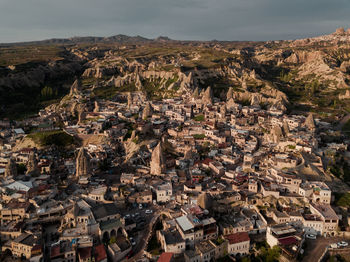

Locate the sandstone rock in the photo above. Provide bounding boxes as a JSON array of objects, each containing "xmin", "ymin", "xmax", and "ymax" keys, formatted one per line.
[
  {"xmin": 184, "ymin": 148, "xmax": 193, "ymax": 160},
  {"xmin": 76, "ymin": 104, "xmax": 87, "ymax": 124},
  {"xmin": 192, "ymin": 87, "xmax": 199, "ymax": 99},
  {"xmin": 5, "ymin": 158, "xmax": 17, "ymax": 177},
  {"xmin": 150, "ymin": 142, "xmax": 165, "ymax": 175},
  {"xmin": 335, "ymin": 27, "xmax": 345, "ymax": 35},
  {"xmin": 250, "ymin": 93, "xmax": 261, "ymax": 106},
  {"xmin": 340, "ymin": 61, "xmax": 350, "ymax": 73},
  {"xmin": 226, "ymin": 87, "xmax": 234, "ymax": 101},
  {"xmin": 198, "ymin": 193, "xmax": 212, "ymax": 210},
  {"xmin": 283, "ymin": 120, "xmax": 290, "ymax": 135},
  {"xmin": 142, "ymin": 102, "xmax": 153, "ymax": 120},
  {"xmin": 220, "ymin": 104, "xmax": 227, "ymax": 116},
  {"xmin": 69, "ymin": 79, "xmax": 82, "ymax": 97},
  {"xmin": 202, "ymin": 86, "xmax": 213, "ymax": 105},
  {"xmin": 135, "ymin": 73, "xmax": 142, "ymax": 90},
  {"xmin": 339, "ymin": 89, "xmax": 350, "ymax": 100},
  {"xmin": 93, "ymin": 101, "xmax": 100, "ymax": 113},
  {"xmin": 271, "ymin": 125, "xmax": 283, "ymax": 143},
  {"xmin": 305, "ymin": 113, "xmax": 316, "ymax": 130},
  {"xmin": 26, "ymin": 151, "xmax": 39, "ymax": 175},
  {"xmin": 227, "ymin": 98, "xmax": 238, "ymax": 110},
  {"xmin": 76, "ymin": 147, "xmax": 90, "ymax": 177},
  {"xmin": 127, "ymin": 92, "xmax": 133, "ymax": 108}
]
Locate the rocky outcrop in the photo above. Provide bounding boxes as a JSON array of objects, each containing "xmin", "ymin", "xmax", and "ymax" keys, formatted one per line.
[
  {"xmin": 69, "ymin": 79, "xmax": 82, "ymax": 97},
  {"xmin": 127, "ymin": 92, "xmax": 133, "ymax": 108},
  {"xmin": 26, "ymin": 151, "xmax": 39, "ymax": 175},
  {"xmin": 283, "ymin": 120, "xmax": 290, "ymax": 135},
  {"xmin": 198, "ymin": 193, "xmax": 212, "ymax": 210},
  {"xmin": 93, "ymin": 101, "xmax": 100, "ymax": 113},
  {"xmin": 305, "ymin": 113, "xmax": 316, "ymax": 130},
  {"xmin": 340, "ymin": 61, "xmax": 350, "ymax": 73},
  {"xmin": 150, "ymin": 142, "xmax": 165, "ymax": 175},
  {"xmin": 339, "ymin": 89, "xmax": 350, "ymax": 100},
  {"xmin": 142, "ymin": 102, "xmax": 153, "ymax": 120},
  {"xmin": 226, "ymin": 87, "xmax": 234, "ymax": 101},
  {"xmin": 335, "ymin": 27, "xmax": 346, "ymax": 35},
  {"xmin": 202, "ymin": 86, "xmax": 213, "ymax": 105},
  {"xmin": 270, "ymin": 126, "xmax": 284, "ymax": 143},
  {"xmin": 192, "ymin": 87, "xmax": 199, "ymax": 99},
  {"xmin": 76, "ymin": 147, "xmax": 90, "ymax": 177},
  {"xmin": 5, "ymin": 158, "xmax": 17, "ymax": 177}
]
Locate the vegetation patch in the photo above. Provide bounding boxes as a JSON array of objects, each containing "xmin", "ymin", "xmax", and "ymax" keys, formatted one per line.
[
  {"xmin": 28, "ymin": 130, "xmax": 77, "ymax": 147},
  {"xmin": 193, "ymin": 134, "xmax": 206, "ymax": 139},
  {"xmin": 194, "ymin": 114, "xmax": 205, "ymax": 121},
  {"xmin": 334, "ymin": 192, "xmax": 350, "ymax": 207}
]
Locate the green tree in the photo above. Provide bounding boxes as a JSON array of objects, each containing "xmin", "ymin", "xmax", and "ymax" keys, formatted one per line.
[{"xmin": 40, "ymin": 86, "xmax": 55, "ymax": 100}]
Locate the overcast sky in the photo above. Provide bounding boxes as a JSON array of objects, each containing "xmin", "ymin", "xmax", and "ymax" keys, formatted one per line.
[{"xmin": 1, "ymin": 0, "xmax": 350, "ymax": 43}]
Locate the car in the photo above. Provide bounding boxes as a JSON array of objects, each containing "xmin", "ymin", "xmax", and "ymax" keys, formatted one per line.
[
  {"xmin": 305, "ymin": 234, "xmax": 316, "ymax": 240},
  {"xmin": 139, "ymin": 203, "xmax": 143, "ymax": 209},
  {"xmin": 124, "ymin": 214, "xmax": 130, "ymax": 219},
  {"xmin": 337, "ymin": 241, "xmax": 348, "ymax": 247},
  {"xmin": 134, "ymin": 212, "xmax": 140, "ymax": 217},
  {"xmin": 145, "ymin": 209, "xmax": 153, "ymax": 214},
  {"xmin": 330, "ymin": 243, "xmax": 338, "ymax": 249},
  {"xmin": 126, "ymin": 250, "xmax": 133, "ymax": 259},
  {"xmin": 129, "ymin": 237, "xmax": 136, "ymax": 246}
]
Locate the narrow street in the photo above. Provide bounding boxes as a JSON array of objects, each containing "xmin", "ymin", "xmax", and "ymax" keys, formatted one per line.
[{"xmin": 302, "ymin": 236, "xmax": 347, "ymax": 262}]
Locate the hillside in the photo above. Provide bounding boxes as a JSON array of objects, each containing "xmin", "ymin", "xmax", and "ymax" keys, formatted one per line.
[{"xmin": 1, "ymin": 28, "xmax": 350, "ymax": 123}]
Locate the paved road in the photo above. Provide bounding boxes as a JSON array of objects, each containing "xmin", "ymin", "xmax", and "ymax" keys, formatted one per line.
[
  {"xmin": 302, "ymin": 236, "xmax": 348, "ymax": 262},
  {"xmin": 129, "ymin": 211, "xmax": 161, "ymax": 261}
]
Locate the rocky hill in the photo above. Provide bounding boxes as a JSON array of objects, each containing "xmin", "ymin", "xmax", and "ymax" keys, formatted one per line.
[{"xmin": 1, "ymin": 28, "xmax": 350, "ymax": 122}]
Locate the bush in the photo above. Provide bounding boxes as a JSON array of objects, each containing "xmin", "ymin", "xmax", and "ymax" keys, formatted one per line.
[
  {"xmin": 335, "ymin": 192, "xmax": 350, "ymax": 207},
  {"xmin": 194, "ymin": 114, "xmax": 205, "ymax": 122},
  {"xmin": 193, "ymin": 134, "xmax": 206, "ymax": 139},
  {"xmin": 28, "ymin": 130, "xmax": 76, "ymax": 147}
]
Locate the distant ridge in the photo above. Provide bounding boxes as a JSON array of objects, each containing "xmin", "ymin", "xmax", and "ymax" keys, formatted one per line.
[{"xmin": 0, "ymin": 34, "xmax": 154, "ymax": 46}]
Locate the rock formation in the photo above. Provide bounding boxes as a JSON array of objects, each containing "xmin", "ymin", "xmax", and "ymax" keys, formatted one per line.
[
  {"xmin": 69, "ymin": 79, "xmax": 82, "ymax": 97},
  {"xmin": 142, "ymin": 102, "xmax": 153, "ymax": 120},
  {"xmin": 283, "ymin": 120, "xmax": 290, "ymax": 135},
  {"xmin": 192, "ymin": 87, "xmax": 199, "ymax": 99},
  {"xmin": 93, "ymin": 101, "xmax": 100, "ymax": 113},
  {"xmin": 150, "ymin": 142, "xmax": 165, "ymax": 175},
  {"xmin": 198, "ymin": 193, "xmax": 212, "ymax": 210},
  {"xmin": 202, "ymin": 86, "xmax": 213, "ymax": 105},
  {"xmin": 226, "ymin": 87, "xmax": 233, "ymax": 101},
  {"xmin": 270, "ymin": 125, "xmax": 284, "ymax": 143},
  {"xmin": 76, "ymin": 147, "xmax": 90, "ymax": 177},
  {"xmin": 305, "ymin": 113, "xmax": 316, "ymax": 130},
  {"xmin": 340, "ymin": 61, "xmax": 350, "ymax": 73},
  {"xmin": 127, "ymin": 92, "xmax": 133, "ymax": 108},
  {"xmin": 220, "ymin": 104, "xmax": 227, "ymax": 116},
  {"xmin": 5, "ymin": 158, "xmax": 17, "ymax": 177},
  {"xmin": 335, "ymin": 27, "xmax": 345, "ymax": 35},
  {"xmin": 339, "ymin": 89, "xmax": 350, "ymax": 100},
  {"xmin": 26, "ymin": 151, "xmax": 39, "ymax": 175}
]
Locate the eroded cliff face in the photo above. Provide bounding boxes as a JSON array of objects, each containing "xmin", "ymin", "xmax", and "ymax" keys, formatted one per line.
[
  {"xmin": 0, "ymin": 48, "xmax": 84, "ymax": 118},
  {"xmin": 3, "ymin": 29, "xmax": 350, "ymax": 119}
]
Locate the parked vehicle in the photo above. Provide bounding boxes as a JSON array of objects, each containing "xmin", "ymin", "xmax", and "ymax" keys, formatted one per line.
[
  {"xmin": 129, "ymin": 237, "xmax": 136, "ymax": 246},
  {"xmin": 145, "ymin": 209, "xmax": 153, "ymax": 214},
  {"xmin": 305, "ymin": 234, "xmax": 316, "ymax": 240},
  {"xmin": 330, "ymin": 243, "xmax": 338, "ymax": 249},
  {"xmin": 337, "ymin": 241, "xmax": 348, "ymax": 247},
  {"xmin": 139, "ymin": 203, "xmax": 143, "ymax": 209}
]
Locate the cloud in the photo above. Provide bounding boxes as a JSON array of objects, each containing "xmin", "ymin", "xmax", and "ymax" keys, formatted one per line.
[{"xmin": 0, "ymin": 0, "xmax": 349, "ymax": 42}]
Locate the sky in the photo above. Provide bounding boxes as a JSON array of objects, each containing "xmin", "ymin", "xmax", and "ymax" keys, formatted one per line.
[{"xmin": 0, "ymin": 0, "xmax": 350, "ymax": 43}]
